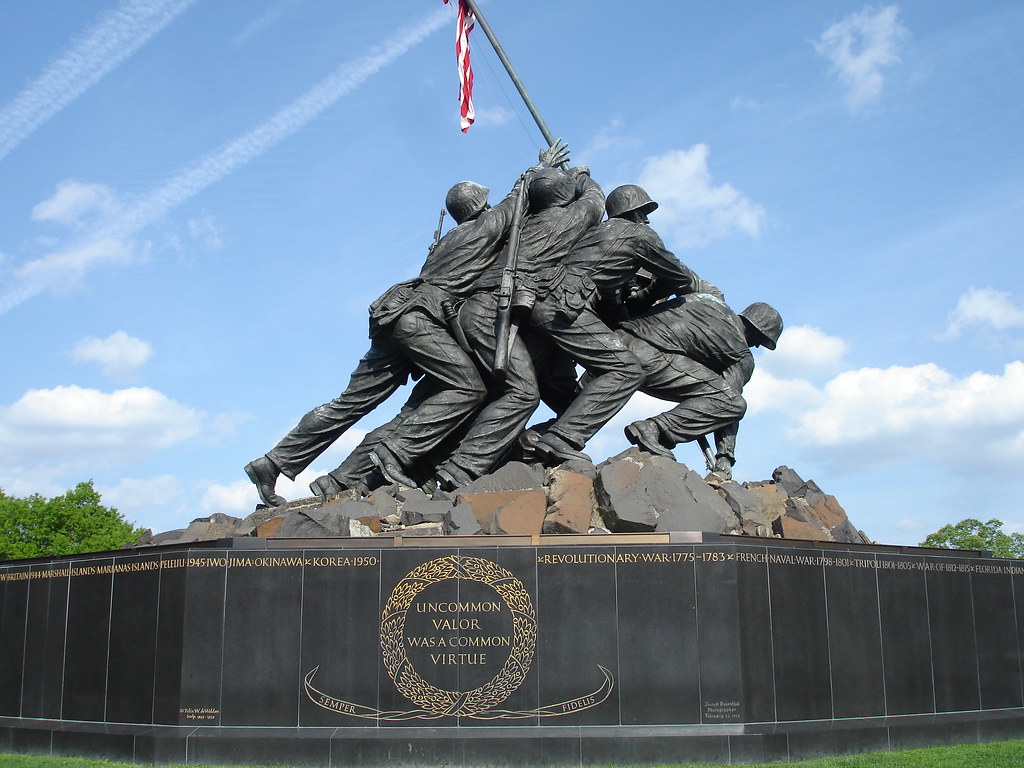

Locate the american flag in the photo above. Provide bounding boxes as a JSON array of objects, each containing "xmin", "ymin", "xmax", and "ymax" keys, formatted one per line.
[{"xmin": 443, "ymin": 0, "xmax": 475, "ymax": 131}]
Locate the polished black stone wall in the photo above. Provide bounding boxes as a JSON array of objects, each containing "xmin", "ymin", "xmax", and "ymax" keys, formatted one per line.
[{"xmin": 1, "ymin": 539, "xmax": 1021, "ymax": 731}]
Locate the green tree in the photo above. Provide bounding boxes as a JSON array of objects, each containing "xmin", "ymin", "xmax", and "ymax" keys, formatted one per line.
[
  {"xmin": 0, "ymin": 481, "xmax": 142, "ymax": 560},
  {"xmin": 920, "ymin": 517, "xmax": 1024, "ymax": 559}
]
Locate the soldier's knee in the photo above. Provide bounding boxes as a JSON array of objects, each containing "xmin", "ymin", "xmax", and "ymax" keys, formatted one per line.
[
  {"xmin": 458, "ymin": 377, "xmax": 488, "ymax": 406},
  {"xmin": 508, "ymin": 380, "xmax": 541, "ymax": 411},
  {"xmin": 469, "ymin": 384, "xmax": 488, "ymax": 407},
  {"xmin": 622, "ymin": 355, "xmax": 645, "ymax": 387},
  {"xmin": 452, "ymin": 380, "xmax": 487, "ymax": 409},
  {"xmin": 728, "ymin": 394, "xmax": 748, "ymax": 421}
]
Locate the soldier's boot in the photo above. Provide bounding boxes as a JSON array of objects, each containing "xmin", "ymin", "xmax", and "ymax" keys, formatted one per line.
[
  {"xmin": 244, "ymin": 456, "xmax": 287, "ymax": 507},
  {"xmin": 435, "ymin": 461, "xmax": 475, "ymax": 492},
  {"xmin": 369, "ymin": 443, "xmax": 417, "ymax": 488},
  {"xmin": 516, "ymin": 430, "xmax": 544, "ymax": 463},
  {"xmin": 309, "ymin": 471, "xmax": 369, "ymax": 500},
  {"xmin": 705, "ymin": 455, "xmax": 734, "ymax": 486},
  {"xmin": 624, "ymin": 420, "xmax": 674, "ymax": 459},
  {"xmin": 535, "ymin": 432, "xmax": 591, "ymax": 465}
]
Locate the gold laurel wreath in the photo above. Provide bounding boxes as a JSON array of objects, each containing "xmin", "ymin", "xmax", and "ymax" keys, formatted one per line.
[{"xmin": 380, "ymin": 555, "xmax": 537, "ymax": 716}]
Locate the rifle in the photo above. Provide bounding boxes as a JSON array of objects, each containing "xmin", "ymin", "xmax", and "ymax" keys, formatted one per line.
[
  {"xmin": 492, "ymin": 172, "xmax": 530, "ymax": 380},
  {"xmin": 696, "ymin": 434, "xmax": 717, "ymax": 473},
  {"xmin": 429, "ymin": 209, "xmax": 446, "ymax": 251}
]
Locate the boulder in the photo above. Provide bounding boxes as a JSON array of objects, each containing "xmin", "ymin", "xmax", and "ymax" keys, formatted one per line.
[
  {"xmin": 595, "ymin": 448, "xmax": 740, "ymax": 534},
  {"xmin": 147, "ymin": 455, "xmax": 871, "ymax": 545},
  {"xmin": 477, "ymin": 488, "xmax": 547, "ymax": 535},
  {"xmin": 397, "ymin": 488, "xmax": 455, "ymax": 525},
  {"xmin": 149, "ymin": 528, "xmax": 186, "ymax": 545},
  {"xmin": 132, "ymin": 529, "xmax": 154, "ymax": 546},
  {"xmin": 457, "ymin": 461, "xmax": 545, "ymax": 494},
  {"xmin": 543, "ymin": 469, "xmax": 595, "ymax": 534},
  {"xmin": 777, "ymin": 515, "xmax": 829, "ymax": 542},
  {"xmin": 180, "ymin": 519, "xmax": 234, "ymax": 542},
  {"xmin": 830, "ymin": 518, "xmax": 870, "ymax": 545},
  {"xmin": 365, "ymin": 488, "xmax": 398, "ymax": 519},
  {"xmin": 771, "ymin": 466, "xmax": 806, "ymax": 496},
  {"xmin": 348, "ymin": 518, "xmax": 378, "ymax": 537},
  {"xmin": 256, "ymin": 515, "xmax": 287, "ymax": 538},
  {"xmin": 235, "ymin": 506, "xmax": 286, "ymax": 536},
  {"xmin": 449, "ymin": 502, "xmax": 482, "ymax": 535},
  {"xmin": 275, "ymin": 499, "xmax": 374, "ymax": 537},
  {"xmin": 716, "ymin": 481, "xmax": 784, "ymax": 535},
  {"xmin": 808, "ymin": 494, "xmax": 850, "ymax": 531},
  {"xmin": 397, "ymin": 521, "xmax": 447, "ymax": 537}
]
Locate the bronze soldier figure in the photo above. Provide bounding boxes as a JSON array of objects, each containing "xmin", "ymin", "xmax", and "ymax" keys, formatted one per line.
[
  {"xmin": 619, "ymin": 289, "xmax": 783, "ymax": 479},
  {"xmin": 433, "ymin": 164, "xmax": 605, "ymax": 489},
  {"xmin": 243, "ymin": 146, "xmax": 569, "ymax": 506},
  {"xmin": 518, "ymin": 184, "xmax": 705, "ymax": 465}
]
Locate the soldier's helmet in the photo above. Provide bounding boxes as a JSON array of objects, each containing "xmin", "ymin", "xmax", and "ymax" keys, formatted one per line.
[
  {"xmin": 739, "ymin": 303, "xmax": 783, "ymax": 350},
  {"xmin": 528, "ymin": 168, "xmax": 576, "ymax": 209},
  {"xmin": 605, "ymin": 184, "xmax": 659, "ymax": 219},
  {"xmin": 445, "ymin": 181, "xmax": 490, "ymax": 224}
]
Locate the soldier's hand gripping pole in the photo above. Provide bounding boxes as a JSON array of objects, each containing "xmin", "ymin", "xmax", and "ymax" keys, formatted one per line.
[
  {"xmin": 459, "ymin": 0, "xmax": 568, "ymax": 170},
  {"xmin": 492, "ymin": 171, "xmax": 531, "ymax": 381}
]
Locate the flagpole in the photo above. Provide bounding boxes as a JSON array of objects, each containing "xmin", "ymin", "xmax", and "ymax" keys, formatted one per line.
[{"xmin": 459, "ymin": 0, "xmax": 559, "ymax": 149}]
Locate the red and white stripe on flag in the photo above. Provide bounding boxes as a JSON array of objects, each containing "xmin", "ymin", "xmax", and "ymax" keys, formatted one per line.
[{"xmin": 443, "ymin": 0, "xmax": 475, "ymax": 131}]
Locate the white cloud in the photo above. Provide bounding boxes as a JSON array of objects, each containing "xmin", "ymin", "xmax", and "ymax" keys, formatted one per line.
[
  {"xmin": 815, "ymin": 5, "xmax": 908, "ymax": 114},
  {"xmin": 0, "ymin": 464, "xmax": 77, "ymax": 500},
  {"xmin": 941, "ymin": 287, "xmax": 1024, "ymax": 339},
  {"xmin": 200, "ymin": 440, "xmax": 374, "ymax": 516},
  {"xmin": 4, "ymin": 238, "xmax": 140, "ymax": 307},
  {"xmin": 99, "ymin": 474, "xmax": 182, "ymax": 520},
  {"xmin": 637, "ymin": 144, "xmax": 766, "ymax": 249},
  {"xmin": 744, "ymin": 369, "xmax": 825, "ymax": 416},
  {"xmin": 206, "ymin": 412, "xmax": 253, "ymax": 443},
  {"xmin": 758, "ymin": 325, "xmax": 848, "ymax": 378},
  {"xmin": 32, "ymin": 181, "xmax": 122, "ymax": 227},
  {"xmin": 579, "ymin": 118, "xmax": 640, "ymax": 162},
  {"xmin": 786, "ymin": 361, "xmax": 1024, "ymax": 472},
  {"xmin": 71, "ymin": 331, "xmax": 153, "ymax": 380},
  {"xmin": 0, "ymin": 385, "xmax": 203, "ymax": 464},
  {"xmin": 470, "ymin": 105, "xmax": 513, "ymax": 129},
  {"xmin": 199, "ymin": 479, "xmax": 255, "ymax": 517},
  {"xmin": 209, "ymin": 426, "xmax": 373, "ymax": 513},
  {"xmin": 0, "ymin": 0, "xmax": 198, "ymax": 161}
]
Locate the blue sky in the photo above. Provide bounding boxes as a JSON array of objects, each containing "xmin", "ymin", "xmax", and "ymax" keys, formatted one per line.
[{"xmin": 1, "ymin": 0, "xmax": 1021, "ymax": 545}]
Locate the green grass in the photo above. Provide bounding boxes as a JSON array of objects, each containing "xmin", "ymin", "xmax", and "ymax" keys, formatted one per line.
[{"xmin": 3, "ymin": 738, "xmax": 1024, "ymax": 767}]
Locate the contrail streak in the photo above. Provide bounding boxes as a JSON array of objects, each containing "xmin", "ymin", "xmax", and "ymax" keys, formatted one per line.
[
  {"xmin": 118, "ymin": 5, "xmax": 451, "ymax": 237},
  {"xmin": 0, "ymin": 6, "xmax": 452, "ymax": 314},
  {"xmin": 0, "ymin": 0, "xmax": 198, "ymax": 161}
]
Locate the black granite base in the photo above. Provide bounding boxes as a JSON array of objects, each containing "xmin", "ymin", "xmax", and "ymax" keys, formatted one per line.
[{"xmin": 1, "ymin": 533, "xmax": 1022, "ymax": 765}]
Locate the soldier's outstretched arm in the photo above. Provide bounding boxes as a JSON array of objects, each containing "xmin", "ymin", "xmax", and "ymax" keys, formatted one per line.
[
  {"xmin": 639, "ymin": 231, "xmax": 701, "ymax": 296},
  {"xmin": 538, "ymin": 138, "xmax": 570, "ymax": 168}
]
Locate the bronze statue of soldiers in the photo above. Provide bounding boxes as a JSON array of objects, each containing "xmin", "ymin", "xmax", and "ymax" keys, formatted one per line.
[
  {"xmin": 618, "ymin": 289, "xmax": 783, "ymax": 479},
  {"xmin": 243, "ymin": 145, "xmax": 569, "ymax": 506},
  {"xmin": 433, "ymin": 163, "xmax": 605, "ymax": 489},
  {"xmin": 517, "ymin": 184, "xmax": 704, "ymax": 465}
]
